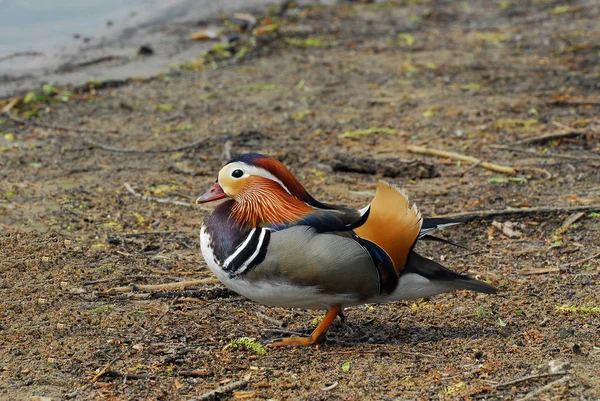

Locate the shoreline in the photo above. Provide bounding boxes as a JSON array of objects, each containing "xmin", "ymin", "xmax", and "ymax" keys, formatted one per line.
[{"xmin": 0, "ymin": 0, "xmax": 297, "ymax": 98}]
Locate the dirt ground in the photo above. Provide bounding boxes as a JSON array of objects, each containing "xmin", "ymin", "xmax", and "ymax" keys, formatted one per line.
[{"xmin": 1, "ymin": 0, "xmax": 600, "ymax": 400}]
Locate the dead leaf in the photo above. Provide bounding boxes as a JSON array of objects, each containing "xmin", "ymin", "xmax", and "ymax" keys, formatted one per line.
[
  {"xmin": 491, "ymin": 221, "xmax": 523, "ymax": 238},
  {"xmin": 190, "ymin": 29, "xmax": 220, "ymax": 41}
]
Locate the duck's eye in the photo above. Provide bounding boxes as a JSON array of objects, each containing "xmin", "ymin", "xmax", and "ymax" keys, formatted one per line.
[{"xmin": 231, "ymin": 169, "xmax": 244, "ymax": 178}]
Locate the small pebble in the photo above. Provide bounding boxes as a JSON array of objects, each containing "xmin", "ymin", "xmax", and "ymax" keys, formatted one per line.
[
  {"xmin": 138, "ymin": 44, "xmax": 154, "ymax": 56},
  {"xmin": 547, "ymin": 359, "xmax": 570, "ymax": 374}
]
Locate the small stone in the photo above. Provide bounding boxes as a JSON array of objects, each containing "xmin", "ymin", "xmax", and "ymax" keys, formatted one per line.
[
  {"xmin": 138, "ymin": 45, "xmax": 154, "ymax": 56},
  {"xmin": 557, "ymin": 327, "xmax": 574, "ymax": 339},
  {"xmin": 547, "ymin": 359, "xmax": 570, "ymax": 374},
  {"xmin": 41, "ymin": 256, "xmax": 50, "ymax": 263}
]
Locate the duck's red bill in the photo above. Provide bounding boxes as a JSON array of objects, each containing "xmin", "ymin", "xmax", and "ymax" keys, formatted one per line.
[{"xmin": 196, "ymin": 182, "xmax": 228, "ymax": 204}]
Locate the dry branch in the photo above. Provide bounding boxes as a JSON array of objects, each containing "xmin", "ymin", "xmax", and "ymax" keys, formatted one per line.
[
  {"xmin": 561, "ymin": 251, "xmax": 600, "ymax": 268},
  {"xmin": 122, "ymin": 230, "xmax": 188, "ymax": 237},
  {"xmin": 487, "ymin": 144, "xmax": 600, "ymax": 162},
  {"xmin": 107, "ymin": 278, "xmax": 219, "ymax": 293},
  {"xmin": 557, "ymin": 212, "xmax": 585, "ymax": 235},
  {"xmin": 495, "ymin": 371, "xmax": 568, "ymax": 389},
  {"xmin": 83, "ymin": 274, "xmax": 184, "ymax": 286},
  {"xmin": 2, "ymin": 111, "xmax": 118, "ymax": 134},
  {"xmin": 124, "ymin": 182, "xmax": 192, "ymax": 207},
  {"xmin": 407, "ymin": 145, "xmax": 517, "ymax": 175},
  {"xmin": 513, "ymin": 128, "xmax": 585, "ymax": 146},
  {"xmin": 1, "ymin": 98, "xmax": 19, "ymax": 113},
  {"xmin": 83, "ymin": 134, "xmax": 227, "ymax": 153},
  {"xmin": 519, "ymin": 267, "xmax": 561, "ymax": 275},
  {"xmin": 515, "ymin": 375, "xmax": 571, "ymax": 401},
  {"xmin": 82, "ymin": 136, "xmax": 147, "ymax": 153},
  {"xmin": 437, "ymin": 204, "xmax": 600, "ymax": 223},
  {"xmin": 192, "ymin": 380, "xmax": 248, "ymax": 401},
  {"xmin": 551, "ymin": 99, "xmax": 600, "ymax": 106}
]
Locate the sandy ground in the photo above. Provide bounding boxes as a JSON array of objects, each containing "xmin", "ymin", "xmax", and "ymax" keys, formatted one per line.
[{"xmin": 1, "ymin": 0, "xmax": 600, "ymax": 399}]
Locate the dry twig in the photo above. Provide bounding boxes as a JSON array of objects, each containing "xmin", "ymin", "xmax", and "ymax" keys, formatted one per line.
[
  {"xmin": 106, "ymin": 278, "xmax": 219, "ymax": 293},
  {"xmin": 83, "ymin": 134, "xmax": 227, "ymax": 153},
  {"xmin": 557, "ymin": 212, "xmax": 585, "ymax": 235},
  {"xmin": 1, "ymin": 98, "xmax": 19, "ymax": 113},
  {"xmin": 487, "ymin": 144, "xmax": 600, "ymax": 162},
  {"xmin": 2, "ymin": 111, "xmax": 118, "ymax": 134},
  {"xmin": 519, "ymin": 267, "xmax": 561, "ymax": 275},
  {"xmin": 551, "ymin": 99, "xmax": 600, "ymax": 106},
  {"xmin": 515, "ymin": 375, "xmax": 571, "ymax": 401},
  {"xmin": 407, "ymin": 145, "xmax": 517, "ymax": 175},
  {"xmin": 514, "ymin": 130, "xmax": 584, "ymax": 146},
  {"xmin": 495, "ymin": 371, "xmax": 567, "ymax": 389},
  {"xmin": 191, "ymin": 380, "xmax": 248, "ymax": 401},
  {"xmin": 438, "ymin": 204, "xmax": 600, "ymax": 223},
  {"xmin": 83, "ymin": 274, "xmax": 184, "ymax": 286},
  {"xmin": 122, "ymin": 230, "xmax": 188, "ymax": 237},
  {"xmin": 561, "ymin": 251, "xmax": 600, "ymax": 268},
  {"xmin": 124, "ymin": 182, "xmax": 192, "ymax": 207}
]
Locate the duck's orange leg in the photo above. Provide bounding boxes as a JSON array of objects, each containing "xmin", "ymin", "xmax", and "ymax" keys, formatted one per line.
[{"xmin": 267, "ymin": 305, "xmax": 342, "ymax": 347}]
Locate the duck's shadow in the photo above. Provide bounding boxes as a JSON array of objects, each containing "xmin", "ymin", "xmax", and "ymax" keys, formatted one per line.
[{"xmin": 270, "ymin": 319, "xmax": 513, "ymax": 347}]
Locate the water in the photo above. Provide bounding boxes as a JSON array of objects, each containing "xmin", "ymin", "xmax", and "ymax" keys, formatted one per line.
[
  {"xmin": 0, "ymin": 0, "xmax": 150, "ymax": 56},
  {"xmin": 0, "ymin": 0, "xmax": 300, "ymax": 96}
]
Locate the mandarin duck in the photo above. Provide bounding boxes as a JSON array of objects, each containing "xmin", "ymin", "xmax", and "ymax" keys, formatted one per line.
[{"xmin": 197, "ymin": 154, "xmax": 497, "ymax": 347}]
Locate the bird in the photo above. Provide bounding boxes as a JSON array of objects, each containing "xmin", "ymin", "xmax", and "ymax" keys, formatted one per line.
[{"xmin": 197, "ymin": 153, "xmax": 497, "ymax": 347}]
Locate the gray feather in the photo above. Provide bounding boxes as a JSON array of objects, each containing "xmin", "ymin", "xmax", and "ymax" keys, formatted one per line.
[{"xmin": 245, "ymin": 226, "xmax": 381, "ymax": 300}]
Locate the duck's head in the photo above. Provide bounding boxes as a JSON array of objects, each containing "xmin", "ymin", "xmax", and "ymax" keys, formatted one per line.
[
  {"xmin": 197, "ymin": 154, "xmax": 321, "ymax": 226},
  {"xmin": 196, "ymin": 153, "xmax": 315, "ymax": 205}
]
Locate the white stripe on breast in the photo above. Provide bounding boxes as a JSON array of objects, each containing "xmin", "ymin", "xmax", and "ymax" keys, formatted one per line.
[
  {"xmin": 236, "ymin": 228, "xmax": 267, "ymax": 275},
  {"xmin": 223, "ymin": 227, "xmax": 256, "ymax": 267},
  {"xmin": 200, "ymin": 225, "xmax": 356, "ymax": 310}
]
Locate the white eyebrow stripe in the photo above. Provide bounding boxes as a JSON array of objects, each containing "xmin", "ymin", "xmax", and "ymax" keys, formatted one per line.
[{"xmin": 240, "ymin": 163, "xmax": 293, "ymax": 195}]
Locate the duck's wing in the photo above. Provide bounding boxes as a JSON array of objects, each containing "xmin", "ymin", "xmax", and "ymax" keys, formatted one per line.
[
  {"xmin": 353, "ymin": 181, "xmax": 422, "ymax": 274},
  {"xmin": 257, "ymin": 207, "xmax": 400, "ymax": 297},
  {"xmin": 264, "ymin": 205, "xmax": 370, "ymax": 233}
]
